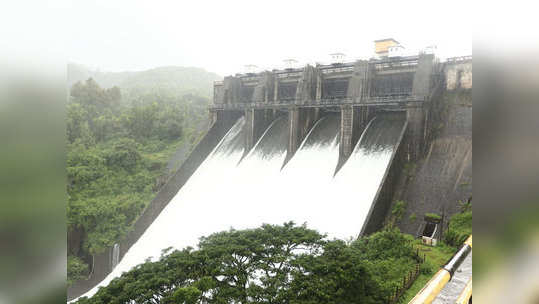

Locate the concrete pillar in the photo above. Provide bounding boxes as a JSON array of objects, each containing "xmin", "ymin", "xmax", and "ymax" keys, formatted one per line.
[
  {"xmin": 253, "ymin": 72, "xmax": 274, "ymax": 103},
  {"xmin": 244, "ymin": 109, "xmax": 273, "ymax": 155},
  {"xmin": 283, "ymin": 107, "xmax": 318, "ymax": 167},
  {"xmin": 223, "ymin": 76, "xmax": 241, "ymax": 104},
  {"xmin": 347, "ymin": 60, "xmax": 371, "ymax": 101},
  {"xmin": 274, "ymin": 78, "xmax": 279, "ymax": 102},
  {"xmin": 316, "ymin": 72, "xmax": 322, "ymax": 100},
  {"xmin": 408, "ymin": 54, "xmax": 434, "ymax": 159},
  {"xmin": 287, "ymin": 108, "xmax": 300, "ymax": 159},
  {"xmin": 340, "ymin": 105, "xmax": 355, "ymax": 158},
  {"xmin": 295, "ymin": 65, "xmax": 318, "ymax": 105},
  {"xmin": 209, "ymin": 110, "xmax": 218, "ymax": 127}
]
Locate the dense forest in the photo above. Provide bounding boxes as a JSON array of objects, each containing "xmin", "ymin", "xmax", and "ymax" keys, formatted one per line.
[
  {"xmin": 67, "ymin": 64, "xmax": 219, "ymax": 285},
  {"xmin": 73, "ymin": 223, "xmax": 428, "ymax": 304}
]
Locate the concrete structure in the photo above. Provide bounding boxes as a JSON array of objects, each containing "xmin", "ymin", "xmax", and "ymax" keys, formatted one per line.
[
  {"xmin": 211, "ymin": 54, "xmax": 439, "ymax": 168},
  {"xmin": 210, "ymin": 53, "xmax": 444, "ymax": 236},
  {"xmin": 445, "ymin": 56, "xmax": 472, "ymax": 90}
]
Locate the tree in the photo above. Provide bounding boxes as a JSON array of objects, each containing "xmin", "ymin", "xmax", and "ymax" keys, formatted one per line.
[{"xmin": 73, "ymin": 223, "xmax": 419, "ymax": 304}]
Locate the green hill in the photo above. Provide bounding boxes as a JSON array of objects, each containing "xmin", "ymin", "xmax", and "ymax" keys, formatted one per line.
[{"xmin": 68, "ymin": 63, "xmax": 222, "ymax": 98}]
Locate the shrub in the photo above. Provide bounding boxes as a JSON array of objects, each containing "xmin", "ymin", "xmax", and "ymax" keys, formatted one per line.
[
  {"xmin": 444, "ymin": 211, "xmax": 472, "ymax": 247},
  {"xmin": 424, "ymin": 213, "xmax": 441, "ymax": 222},
  {"xmin": 420, "ymin": 260, "xmax": 435, "ymax": 275},
  {"xmin": 67, "ymin": 255, "xmax": 88, "ymax": 286}
]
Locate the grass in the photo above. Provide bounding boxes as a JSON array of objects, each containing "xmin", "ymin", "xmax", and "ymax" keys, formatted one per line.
[{"xmin": 399, "ymin": 238, "xmax": 456, "ymax": 303}]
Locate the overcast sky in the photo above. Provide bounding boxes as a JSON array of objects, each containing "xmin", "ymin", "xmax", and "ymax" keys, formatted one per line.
[{"xmin": 66, "ymin": 0, "xmax": 472, "ymax": 76}]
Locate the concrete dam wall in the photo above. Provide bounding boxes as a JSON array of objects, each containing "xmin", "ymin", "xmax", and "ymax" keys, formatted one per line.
[{"xmin": 391, "ymin": 88, "xmax": 472, "ymax": 238}]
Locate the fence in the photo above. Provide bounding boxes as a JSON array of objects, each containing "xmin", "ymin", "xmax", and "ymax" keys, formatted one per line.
[{"xmin": 386, "ymin": 246, "xmax": 426, "ymax": 304}]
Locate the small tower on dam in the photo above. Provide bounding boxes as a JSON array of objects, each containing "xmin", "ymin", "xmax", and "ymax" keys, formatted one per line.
[{"xmin": 210, "ymin": 44, "xmax": 443, "ymax": 168}]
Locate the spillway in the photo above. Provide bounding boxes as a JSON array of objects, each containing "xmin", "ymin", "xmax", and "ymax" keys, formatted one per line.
[
  {"xmin": 74, "ymin": 112, "xmax": 405, "ymax": 301},
  {"xmin": 332, "ymin": 114, "xmax": 406, "ymax": 235}
]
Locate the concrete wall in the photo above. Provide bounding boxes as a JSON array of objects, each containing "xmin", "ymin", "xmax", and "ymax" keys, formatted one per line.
[
  {"xmin": 445, "ymin": 61, "xmax": 472, "ymax": 90},
  {"xmin": 67, "ymin": 112, "xmax": 241, "ymax": 301},
  {"xmin": 391, "ymin": 89, "xmax": 472, "ymax": 237}
]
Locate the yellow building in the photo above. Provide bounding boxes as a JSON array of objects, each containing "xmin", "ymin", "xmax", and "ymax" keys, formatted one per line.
[{"xmin": 374, "ymin": 38, "xmax": 400, "ymax": 58}]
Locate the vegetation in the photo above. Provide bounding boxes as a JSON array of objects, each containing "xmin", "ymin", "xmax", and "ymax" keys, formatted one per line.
[
  {"xmin": 424, "ymin": 212, "xmax": 441, "ymax": 222},
  {"xmin": 399, "ymin": 240, "xmax": 456, "ymax": 303},
  {"xmin": 67, "ymin": 77, "xmax": 211, "ymax": 285},
  {"xmin": 444, "ymin": 210, "xmax": 472, "ymax": 247},
  {"xmin": 68, "ymin": 63, "xmax": 221, "ymax": 99},
  {"xmin": 67, "ymin": 256, "xmax": 89, "ymax": 286},
  {"xmin": 73, "ymin": 223, "xmax": 421, "ymax": 304},
  {"xmin": 387, "ymin": 200, "xmax": 406, "ymax": 227},
  {"xmin": 401, "ymin": 202, "xmax": 472, "ymax": 302}
]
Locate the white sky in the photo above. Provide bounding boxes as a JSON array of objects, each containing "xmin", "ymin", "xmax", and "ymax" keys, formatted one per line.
[{"xmin": 66, "ymin": 0, "xmax": 472, "ymax": 76}]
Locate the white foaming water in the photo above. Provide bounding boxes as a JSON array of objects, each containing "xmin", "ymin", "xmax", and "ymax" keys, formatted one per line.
[
  {"xmin": 73, "ymin": 113, "xmax": 405, "ymax": 301},
  {"xmin": 332, "ymin": 115, "xmax": 406, "ymax": 237}
]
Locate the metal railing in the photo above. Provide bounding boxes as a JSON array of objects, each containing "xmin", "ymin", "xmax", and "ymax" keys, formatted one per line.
[
  {"xmin": 209, "ymin": 95, "xmax": 425, "ymax": 111},
  {"xmin": 409, "ymin": 235, "xmax": 472, "ymax": 304},
  {"xmin": 445, "ymin": 56, "xmax": 472, "ymax": 64}
]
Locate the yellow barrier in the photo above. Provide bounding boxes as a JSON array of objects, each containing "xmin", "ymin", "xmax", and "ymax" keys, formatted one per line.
[
  {"xmin": 408, "ymin": 269, "xmax": 451, "ymax": 304},
  {"xmin": 408, "ymin": 235, "xmax": 472, "ymax": 304},
  {"xmin": 455, "ymin": 279, "xmax": 472, "ymax": 304}
]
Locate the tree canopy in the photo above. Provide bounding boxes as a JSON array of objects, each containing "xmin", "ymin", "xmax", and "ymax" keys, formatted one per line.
[
  {"xmin": 74, "ymin": 223, "xmax": 418, "ymax": 304},
  {"xmin": 67, "ymin": 78, "xmax": 209, "ymax": 284}
]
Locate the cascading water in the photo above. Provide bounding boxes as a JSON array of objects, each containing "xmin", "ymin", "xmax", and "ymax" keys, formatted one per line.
[
  {"xmin": 111, "ymin": 244, "xmax": 119, "ymax": 270},
  {"xmin": 332, "ymin": 113, "xmax": 406, "ymax": 235},
  {"xmin": 73, "ymin": 112, "xmax": 406, "ymax": 301}
]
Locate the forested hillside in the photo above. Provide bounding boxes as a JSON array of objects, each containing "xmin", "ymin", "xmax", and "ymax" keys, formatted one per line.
[
  {"xmin": 67, "ymin": 71, "xmax": 215, "ymax": 285},
  {"xmin": 68, "ymin": 63, "xmax": 221, "ymax": 99}
]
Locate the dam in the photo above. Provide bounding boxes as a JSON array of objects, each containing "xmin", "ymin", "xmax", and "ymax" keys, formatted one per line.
[{"xmin": 68, "ymin": 52, "xmax": 462, "ymax": 301}]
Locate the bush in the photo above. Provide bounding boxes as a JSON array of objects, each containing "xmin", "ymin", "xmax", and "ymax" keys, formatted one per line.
[
  {"xmin": 420, "ymin": 260, "xmax": 435, "ymax": 275},
  {"xmin": 424, "ymin": 213, "xmax": 441, "ymax": 222},
  {"xmin": 444, "ymin": 211, "xmax": 472, "ymax": 247},
  {"xmin": 104, "ymin": 138, "xmax": 142, "ymax": 172},
  {"xmin": 159, "ymin": 119, "xmax": 183, "ymax": 140},
  {"xmin": 68, "ymin": 255, "xmax": 88, "ymax": 286}
]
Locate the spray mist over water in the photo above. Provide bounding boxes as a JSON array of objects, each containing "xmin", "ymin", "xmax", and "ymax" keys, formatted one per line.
[{"xmin": 74, "ymin": 112, "xmax": 405, "ymax": 301}]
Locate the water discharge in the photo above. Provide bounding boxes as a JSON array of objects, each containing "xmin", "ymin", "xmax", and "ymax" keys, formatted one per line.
[
  {"xmin": 332, "ymin": 114, "xmax": 406, "ymax": 236},
  {"xmin": 74, "ymin": 113, "xmax": 405, "ymax": 301}
]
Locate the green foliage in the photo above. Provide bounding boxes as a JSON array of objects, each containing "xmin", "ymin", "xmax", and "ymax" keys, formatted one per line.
[
  {"xmin": 67, "ymin": 255, "xmax": 88, "ymax": 286},
  {"xmin": 409, "ymin": 212, "xmax": 417, "ymax": 223},
  {"xmin": 68, "ymin": 63, "xmax": 221, "ymax": 99},
  {"xmin": 458, "ymin": 198, "xmax": 472, "ymax": 213},
  {"xmin": 67, "ymin": 78, "xmax": 209, "ymax": 285},
  {"xmin": 444, "ymin": 210, "xmax": 472, "ymax": 247},
  {"xmin": 424, "ymin": 212, "xmax": 441, "ymax": 222},
  {"xmin": 392, "ymin": 201, "xmax": 406, "ymax": 219},
  {"xmin": 73, "ymin": 223, "xmax": 420, "ymax": 304},
  {"xmin": 399, "ymin": 239, "xmax": 457, "ymax": 303},
  {"xmin": 387, "ymin": 200, "xmax": 406, "ymax": 227},
  {"xmin": 419, "ymin": 259, "xmax": 435, "ymax": 275}
]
